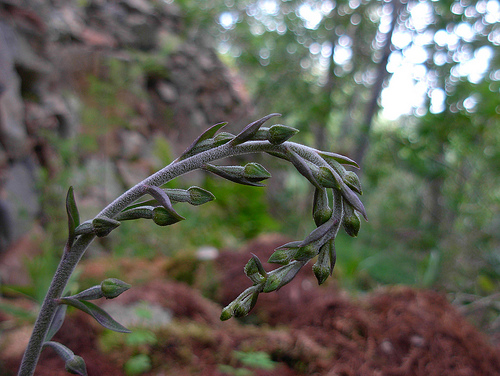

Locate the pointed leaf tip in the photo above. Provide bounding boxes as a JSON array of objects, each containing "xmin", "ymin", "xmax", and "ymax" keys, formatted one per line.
[
  {"xmin": 66, "ymin": 186, "xmax": 80, "ymax": 243},
  {"xmin": 59, "ymin": 297, "xmax": 131, "ymax": 333},
  {"xmin": 231, "ymin": 113, "xmax": 281, "ymax": 146},
  {"xmin": 179, "ymin": 121, "xmax": 228, "ymax": 160}
]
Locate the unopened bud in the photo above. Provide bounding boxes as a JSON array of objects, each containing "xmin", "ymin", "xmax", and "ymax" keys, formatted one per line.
[
  {"xmin": 263, "ymin": 261, "xmax": 304, "ymax": 293},
  {"xmin": 232, "ymin": 291, "xmax": 259, "ymax": 318},
  {"xmin": 313, "ymin": 188, "xmax": 333, "ymax": 226},
  {"xmin": 187, "ymin": 186, "xmax": 215, "ymax": 205},
  {"xmin": 268, "ymin": 241, "xmax": 301, "ymax": 264},
  {"xmin": 315, "ymin": 167, "xmax": 341, "ymax": 189},
  {"xmin": 152, "ymin": 207, "xmax": 184, "ymax": 226},
  {"xmin": 312, "ymin": 240, "xmax": 336, "ymax": 285},
  {"xmin": 243, "ymin": 163, "xmax": 271, "ymax": 182},
  {"xmin": 65, "ymin": 355, "xmax": 87, "ymax": 375},
  {"xmin": 343, "ymin": 171, "xmax": 362, "ymax": 195},
  {"xmin": 92, "ymin": 217, "xmax": 120, "ymax": 237},
  {"xmin": 100, "ymin": 278, "xmax": 131, "ymax": 299},
  {"xmin": 342, "ymin": 201, "xmax": 361, "ymax": 237},
  {"xmin": 268, "ymin": 124, "xmax": 299, "ymax": 144},
  {"xmin": 244, "ymin": 254, "xmax": 267, "ymax": 284},
  {"xmin": 220, "ymin": 305, "xmax": 234, "ymax": 321},
  {"xmin": 294, "ymin": 243, "xmax": 319, "ymax": 261}
]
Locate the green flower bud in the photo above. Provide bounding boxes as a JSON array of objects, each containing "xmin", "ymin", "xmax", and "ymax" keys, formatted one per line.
[
  {"xmin": 268, "ymin": 241, "xmax": 301, "ymax": 264},
  {"xmin": 268, "ymin": 124, "xmax": 299, "ymax": 144},
  {"xmin": 262, "ymin": 261, "xmax": 304, "ymax": 293},
  {"xmin": 312, "ymin": 240, "xmax": 336, "ymax": 285},
  {"xmin": 313, "ymin": 188, "xmax": 333, "ymax": 227},
  {"xmin": 65, "ymin": 355, "xmax": 87, "ymax": 375},
  {"xmin": 325, "ymin": 158, "xmax": 347, "ymax": 178},
  {"xmin": 244, "ymin": 254, "xmax": 267, "ymax": 284},
  {"xmin": 152, "ymin": 207, "xmax": 184, "ymax": 226},
  {"xmin": 243, "ymin": 163, "xmax": 271, "ymax": 182},
  {"xmin": 294, "ymin": 243, "xmax": 319, "ymax": 261},
  {"xmin": 343, "ymin": 171, "xmax": 363, "ymax": 195},
  {"xmin": 312, "ymin": 262, "xmax": 330, "ymax": 286},
  {"xmin": 205, "ymin": 164, "xmax": 267, "ymax": 186},
  {"xmin": 342, "ymin": 201, "xmax": 361, "ymax": 237},
  {"xmin": 187, "ymin": 186, "xmax": 215, "ymax": 205},
  {"xmin": 92, "ymin": 217, "xmax": 121, "ymax": 237},
  {"xmin": 220, "ymin": 305, "xmax": 234, "ymax": 321},
  {"xmin": 232, "ymin": 291, "xmax": 259, "ymax": 318},
  {"xmin": 100, "ymin": 278, "xmax": 131, "ymax": 299},
  {"xmin": 315, "ymin": 166, "xmax": 341, "ymax": 189}
]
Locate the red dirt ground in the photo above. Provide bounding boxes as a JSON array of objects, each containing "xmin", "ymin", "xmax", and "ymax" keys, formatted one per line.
[{"xmin": 2, "ymin": 234, "xmax": 499, "ymax": 375}]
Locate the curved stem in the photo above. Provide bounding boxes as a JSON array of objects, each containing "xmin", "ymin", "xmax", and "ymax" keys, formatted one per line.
[{"xmin": 18, "ymin": 140, "xmax": 308, "ymax": 376}]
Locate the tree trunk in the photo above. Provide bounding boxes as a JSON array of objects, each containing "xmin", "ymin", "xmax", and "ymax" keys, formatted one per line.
[{"xmin": 354, "ymin": 0, "xmax": 403, "ymax": 167}]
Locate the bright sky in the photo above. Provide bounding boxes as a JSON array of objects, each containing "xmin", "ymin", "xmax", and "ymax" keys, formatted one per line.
[
  {"xmin": 380, "ymin": 0, "xmax": 499, "ymax": 120},
  {"xmin": 218, "ymin": 0, "xmax": 500, "ymax": 120}
]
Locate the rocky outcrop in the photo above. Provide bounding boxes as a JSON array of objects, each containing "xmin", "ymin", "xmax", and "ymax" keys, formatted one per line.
[{"xmin": 0, "ymin": 0, "xmax": 251, "ymax": 252}]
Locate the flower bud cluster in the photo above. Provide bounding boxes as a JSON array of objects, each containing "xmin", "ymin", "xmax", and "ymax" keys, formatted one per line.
[{"xmin": 221, "ymin": 133, "xmax": 366, "ymax": 320}]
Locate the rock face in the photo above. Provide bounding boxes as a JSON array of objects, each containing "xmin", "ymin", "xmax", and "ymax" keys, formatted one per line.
[{"xmin": 0, "ymin": 0, "xmax": 251, "ymax": 252}]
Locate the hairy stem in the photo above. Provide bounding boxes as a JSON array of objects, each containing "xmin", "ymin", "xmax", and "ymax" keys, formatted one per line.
[{"xmin": 18, "ymin": 139, "xmax": 302, "ymax": 376}]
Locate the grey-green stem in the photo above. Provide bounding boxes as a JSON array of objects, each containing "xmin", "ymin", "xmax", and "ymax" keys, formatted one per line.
[{"xmin": 18, "ymin": 140, "xmax": 317, "ymax": 376}]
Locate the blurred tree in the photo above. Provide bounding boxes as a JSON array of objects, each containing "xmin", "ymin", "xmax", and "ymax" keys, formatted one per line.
[{"xmin": 175, "ymin": 0, "xmax": 500, "ymax": 291}]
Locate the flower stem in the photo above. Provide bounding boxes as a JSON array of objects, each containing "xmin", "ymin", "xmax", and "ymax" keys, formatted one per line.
[{"xmin": 18, "ymin": 140, "xmax": 302, "ymax": 375}]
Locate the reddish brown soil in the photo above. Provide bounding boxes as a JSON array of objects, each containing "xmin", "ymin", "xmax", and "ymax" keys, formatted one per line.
[{"xmin": 2, "ymin": 234, "xmax": 500, "ymax": 375}]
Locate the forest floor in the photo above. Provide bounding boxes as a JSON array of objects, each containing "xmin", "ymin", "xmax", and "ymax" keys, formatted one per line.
[{"xmin": 2, "ymin": 234, "xmax": 500, "ymax": 376}]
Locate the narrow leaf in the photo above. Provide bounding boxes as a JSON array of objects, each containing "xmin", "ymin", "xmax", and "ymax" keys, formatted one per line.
[
  {"xmin": 340, "ymin": 182, "xmax": 367, "ymax": 220},
  {"xmin": 59, "ymin": 297, "xmax": 131, "ymax": 333},
  {"xmin": 286, "ymin": 149, "xmax": 322, "ymax": 189},
  {"xmin": 178, "ymin": 121, "xmax": 227, "ymax": 160},
  {"xmin": 318, "ymin": 151, "xmax": 360, "ymax": 169},
  {"xmin": 266, "ymin": 150, "xmax": 290, "ymax": 161},
  {"xmin": 300, "ymin": 215, "xmax": 339, "ymax": 247},
  {"xmin": 262, "ymin": 261, "xmax": 305, "ymax": 293},
  {"xmin": 115, "ymin": 206, "xmax": 155, "ymax": 221},
  {"xmin": 230, "ymin": 113, "xmax": 281, "ymax": 146},
  {"xmin": 65, "ymin": 187, "xmax": 80, "ymax": 245},
  {"xmin": 143, "ymin": 185, "xmax": 185, "ymax": 221},
  {"xmin": 122, "ymin": 199, "xmax": 159, "ymax": 211},
  {"xmin": 67, "ymin": 286, "xmax": 104, "ymax": 301},
  {"xmin": 45, "ymin": 304, "xmax": 68, "ymax": 342}
]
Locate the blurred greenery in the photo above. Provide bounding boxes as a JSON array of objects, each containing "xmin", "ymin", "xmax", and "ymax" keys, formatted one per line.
[
  {"xmin": 181, "ymin": 0, "xmax": 500, "ymax": 298},
  {"xmin": 169, "ymin": 0, "xmax": 500, "ymax": 301}
]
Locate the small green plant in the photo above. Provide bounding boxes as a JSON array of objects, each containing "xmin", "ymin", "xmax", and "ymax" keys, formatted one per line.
[
  {"xmin": 219, "ymin": 350, "xmax": 277, "ymax": 375},
  {"xmin": 17, "ymin": 114, "xmax": 366, "ymax": 375}
]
